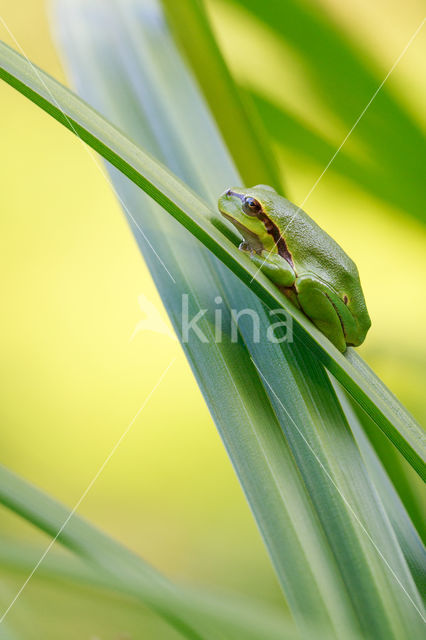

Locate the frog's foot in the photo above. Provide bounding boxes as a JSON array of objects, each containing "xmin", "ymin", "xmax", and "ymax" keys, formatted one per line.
[
  {"xmin": 239, "ymin": 241, "xmax": 251, "ymax": 252},
  {"xmin": 295, "ymin": 274, "xmax": 357, "ymax": 352}
]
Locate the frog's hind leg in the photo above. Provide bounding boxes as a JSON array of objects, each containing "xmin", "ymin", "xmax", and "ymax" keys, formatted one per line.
[{"xmin": 295, "ymin": 274, "xmax": 350, "ymax": 352}]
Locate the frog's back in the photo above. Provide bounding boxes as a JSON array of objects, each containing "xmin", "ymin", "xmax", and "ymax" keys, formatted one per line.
[{"xmin": 273, "ymin": 197, "xmax": 359, "ymax": 291}]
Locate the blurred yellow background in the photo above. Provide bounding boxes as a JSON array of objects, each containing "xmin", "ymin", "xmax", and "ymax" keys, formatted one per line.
[{"xmin": 0, "ymin": 0, "xmax": 425, "ymax": 636}]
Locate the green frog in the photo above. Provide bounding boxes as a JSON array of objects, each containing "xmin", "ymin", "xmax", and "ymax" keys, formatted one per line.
[{"xmin": 218, "ymin": 185, "xmax": 371, "ymax": 352}]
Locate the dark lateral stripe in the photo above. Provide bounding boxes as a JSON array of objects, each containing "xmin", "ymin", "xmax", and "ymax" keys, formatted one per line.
[{"xmin": 258, "ymin": 211, "xmax": 294, "ymax": 267}]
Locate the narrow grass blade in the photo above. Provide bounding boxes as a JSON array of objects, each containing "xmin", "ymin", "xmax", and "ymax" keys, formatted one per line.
[
  {"xmin": 0, "ymin": 39, "xmax": 424, "ymax": 479},
  {"xmin": 0, "ymin": 464, "xmax": 300, "ymax": 640},
  {"xmin": 231, "ymin": 0, "xmax": 426, "ymax": 224},
  {"xmin": 251, "ymin": 94, "xmax": 424, "ymax": 222},
  {"xmin": 159, "ymin": 0, "xmax": 284, "ymax": 193},
  {"xmin": 333, "ymin": 384, "xmax": 426, "ymax": 598},
  {"xmin": 0, "ymin": 537, "xmax": 298, "ymax": 640}
]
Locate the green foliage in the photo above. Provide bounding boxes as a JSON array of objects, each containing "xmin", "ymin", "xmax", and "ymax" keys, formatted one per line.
[
  {"xmin": 0, "ymin": 465, "xmax": 298, "ymax": 640},
  {"xmin": 230, "ymin": 0, "xmax": 426, "ymax": 225}
]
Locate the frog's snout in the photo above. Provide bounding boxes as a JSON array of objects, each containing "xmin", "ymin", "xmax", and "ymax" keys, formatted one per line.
[
  {"xmin": 220, "ymin": 187, "xmax": 244, "ymax": 201},
  {"xmin": 218, "ymin": 189, "xmax": 231, "ymax": 208},
  {"xmin": 218, "ymin": 188, "xmax": 246, "ymax": 220},
  {"xmin": 220, "ymin": 188, "xmax": 235, "ymax": 201}
]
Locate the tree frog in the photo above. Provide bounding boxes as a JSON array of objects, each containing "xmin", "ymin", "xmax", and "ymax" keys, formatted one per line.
[{"xmin": 218, "ymin": 185, "xmax": 371, "ymax": 352}]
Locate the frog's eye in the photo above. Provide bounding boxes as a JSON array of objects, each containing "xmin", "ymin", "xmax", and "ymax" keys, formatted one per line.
[{"xmin": 243, "ymin": 197, "xmax": 261, "ymax": 216}]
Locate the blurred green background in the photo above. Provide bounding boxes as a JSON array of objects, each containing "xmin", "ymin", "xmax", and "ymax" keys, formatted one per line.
[{"xmin": 0, "ymin": 0, "xmax": 425, "ymax": 637}]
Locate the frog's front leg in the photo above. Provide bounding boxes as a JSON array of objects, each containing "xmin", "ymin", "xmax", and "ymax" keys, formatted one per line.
[
  {"xmin": 295, "ymin": 274, "xmax": 358, "ymax": 352},
  {"xmin": 241, "ymin": 246, "xmax": 296, "ymax": 288}
]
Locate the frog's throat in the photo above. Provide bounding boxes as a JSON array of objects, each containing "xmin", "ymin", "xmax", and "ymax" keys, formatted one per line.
[
  {"xmin": 222, "ymin": 213, "xmax": 265, "ymax": 253},
  {"xmin": 226, "ymin": 190, "xmax": 294, "ymax": 268}
]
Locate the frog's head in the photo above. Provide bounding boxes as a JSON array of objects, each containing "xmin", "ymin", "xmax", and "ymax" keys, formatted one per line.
[{"xmin": 218, "ymin": 185, "xmax": 279, "ymax": 254}]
